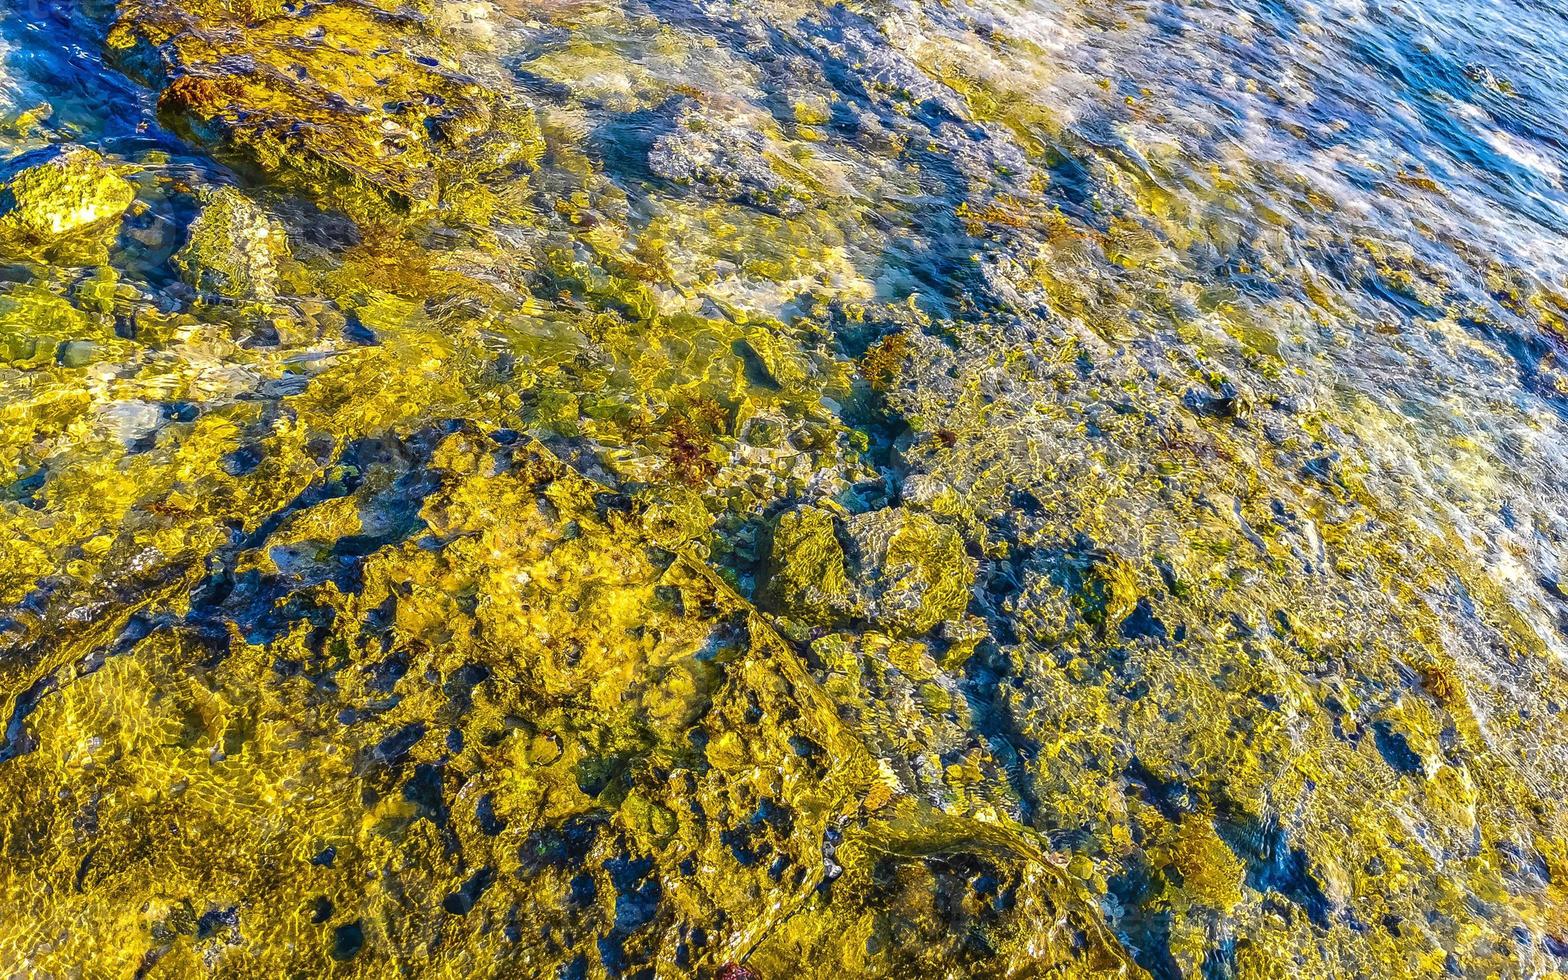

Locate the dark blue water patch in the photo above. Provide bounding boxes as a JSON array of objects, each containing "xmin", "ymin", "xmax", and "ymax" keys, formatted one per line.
[
  {"xmin": 442, "ymin": 661, "xmax": 491, "ymax": 713},
  {"xmin": 1107, "ymin": 856, "xmax": 1182, "ymax": 980},
  {"xmin": 310, "ymin": 896, "xmax": 334, "ymax": 923},
  {"xmin": 221, "ymin": 443, "xmax": 265, "ymax": 478},
  {"xmin": 569, "ymin": 872, "xmax": 597, "ymax": 909},
  {"xmin": 3, "ymin": 465, "xmax": 47, "ymax": 508},
  {"xmin": 0, "ymin": 2, "xmax": 168, "ymax": 145},
  {"xmin": 1496, "ymin": 839, "xmax": 1552, "ymax": 890},
  {"xmin": 442, "ymin": 866, "xmax": 495, "ymax": 915},
  {"xmin": 330, "ymin": 921, "xmax": 364, "ymax": 961},
  {"xmin": 342, "ymin": 312, "xmax": 379, "ymax": 346},
  {"xmin": 519, "ymin": 815, "xmax": 603, "ymax": 875},
  {"xmin": 195, "ymin": 905, "xmax": 239, "ymax": 941},
  {"xmin": 1119, "ymin": 598, "xmax": 1169, "ymax": 641},
  {"xmin": 476, "ymin": 792, "xmax": 508, "ymax": 836},
  {"xmin": 605, "ymin": 854, "xmax": 661, "ymax": 933},
  {"xmin": 402, "ymin": 762, "xmax": 448, "ymax": 825},
  {"xmin": 1201, "ymin": 935, "xmax": 1237, "ymax": 980},
  {"xmin": 959, "ymin": 651, "xmax": 1040, "ymax": 829},
  {"xmin": 368, "ymin": 722, "xmax": 425, "ymax": 767},
  {"xmin": 588, "ymin": 102, "xmax": 681, "ymax": 190},
  {"xmin": 596, "ymin": 935, "xmax": 629, "ymax": 977},
  {"xmin": 1214, "ymin": 806, "xmax": 1333, "ymax": 928},
  {"xmin": 0, "ymin": 671, "xmax": 58, "ymax": 763},
  {"xmin": 1371, "ymin": 720, "xmax": 1424, "ymax": 775},
  {"xmin": 720, "ymin": 824, "xmax": 765, "ymax": 867},
  {"xmin": 365, "ymin": 649, "xmax": 410, "ymax": 695}
]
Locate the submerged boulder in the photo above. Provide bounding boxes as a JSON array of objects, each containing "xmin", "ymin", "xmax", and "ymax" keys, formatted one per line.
[
  {"xmin": 0, "ymin": 145, "xmax": 133, "ymax": 242},
  {"xmin": 174, "ymin": 186, "xmax": 289, "ymax": 301},
  {"xmin": 108, "ymin": 0, "xmax": 543, "ymax": 221},
  {"xmin": 0, "ymin": 285, "xmax": 104, "ymax": 368},
  {"xmin": 764, "ymin": 504, "xmax": 974, "ymax": 637},
  {"xmin": 648, "ymin": 99, "xmax": 802, "ymax": 214},
  {"xmin": 845, "ymin": 507, "xmax": 974, "ymax": 637},
  {"xmin": 763, "ymin": 504, "xmax": 859, "ymax": 628}
]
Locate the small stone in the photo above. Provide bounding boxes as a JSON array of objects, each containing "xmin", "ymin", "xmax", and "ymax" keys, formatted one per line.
[
  {"xmin": 99, "ymin": 399, "xmax": 162, "ymax": 448},
  {"xmin": 174, "ymin": 186, "xmax": 289, "ymax": 301},
  {"xmin": 56, "ymin": 340, "xmax": 99, "ymax": 368},
  {"xmin": 0, "ymin": 146, "xmax": 134, "ymax": 242}
]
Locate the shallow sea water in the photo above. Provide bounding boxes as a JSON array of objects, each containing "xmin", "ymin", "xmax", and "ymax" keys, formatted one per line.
[{"xmin": 0, "ymin": 0, "xmax": 1566, "ymax": 976}]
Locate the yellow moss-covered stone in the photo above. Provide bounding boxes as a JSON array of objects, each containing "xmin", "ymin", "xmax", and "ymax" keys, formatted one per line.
[
  {"xmin": 0, "ymin": 145, "xmax": 133, "ymax": 241},
  {"xmin": 109, "ymin": 0, "xmax": 543, "ymax": 219},
  {"xmin": 845, "ymin": 507, "xmax": 975, "ymax": 637},
  {"xmin": 763, "ymin": 504, "xmax": 859, "ymax": 628},
  {"xmin": 174, "ymin": 186, "xmax": 290, "ymax": 301}
]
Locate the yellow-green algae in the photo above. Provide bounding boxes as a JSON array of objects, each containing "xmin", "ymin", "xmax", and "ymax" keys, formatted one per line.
[
  {"xmin": 2, "ymin": 431, "xmax": 1130, "ymax": 976},
  {"xmin": 0, "ymin": 146, "xmax": 134, "ymax": 243},
  {"xmin": 0, "ymin": 0, "xmax": 1566, "ymax": 975}
]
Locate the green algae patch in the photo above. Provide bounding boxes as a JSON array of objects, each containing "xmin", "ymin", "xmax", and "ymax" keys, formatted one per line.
[
  {"xmin": 763, "ymin": 504, "xmax": 859, "ymax": 629},
  {"xmin": 0, "ymin": 431, "xmax": 1137, "ymax": 978},
  {"xmin": 108, "ymin": 0, "xmax": 543, "ymax": 220},
  {"xmin": 844, "ymin": 508, "xmax": 975, "ymax": 637}
]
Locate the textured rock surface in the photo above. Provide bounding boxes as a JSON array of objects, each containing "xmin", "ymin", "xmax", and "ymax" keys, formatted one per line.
[
  {"xmin": 0, "ymin": 145, "xmax": 132, "ymax": 241},
  {"xmin": 107, "ymin": 0, "xmax": 543, "ymax": 218},
  {"xmin": 763, "ymin": 504, "xmax": 858, "ymax": 628},
  {"xmin": 844, "ymin": 507, "xmax": 974, "ymax": 637},
  {"xmin": 0, "ymin": 0, "xmax": 1566, "ymax": 975},
  {"xmin": 174, "ymin": 186, "xmax": 289, "ymax": 300}
]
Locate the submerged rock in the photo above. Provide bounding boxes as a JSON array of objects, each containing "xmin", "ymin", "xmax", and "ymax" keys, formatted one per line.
[
  {"xmin": 108, "ymin": 0, "xmax": 543, "ymax": 219},
  {"xmin": 648, "ymin": 100, "xmax": 802, "ymax": 214},
  {"xmin": 174, "ymin": 186, "xmax": 289, "ymax": 301},
  {"xmin": 764, "ymin": 504, "xmax": 974, "ymax": 637},
  {"xmin": 0, "ymin": 285, "xmax": 103, "ymax": 368},
  {"xmin": 845, "ymin": 507, "xmax": 974, "ymax": 637},
  {"xmin": 0, "ymin": 145, "xmax": 132, "ymax": 242},
  {"xmin": 763, "ymin": 504, "xmax": 858, "ymax": 628},
  {"xmin": 2, "ymin": 0, "xmax": 1564, "ymax": 974}
]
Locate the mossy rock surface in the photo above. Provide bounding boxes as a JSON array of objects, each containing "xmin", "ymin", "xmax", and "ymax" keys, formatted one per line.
[
  {"xmin": 174, "ymin": 186, "xmax": 289, "ymax": 301},
  {"xmin": 763, "ymin": 504, "xmax": 859, "ymax": 628},
  {"xmin": 0, "ymin": 145, "xmax": 132, "ymax": 242},
  {"xmin": 108, "ymin": 0, "xmax": 543, "ymax": 219},
  {"xmin": 844, "ymin": 507, "xmax": 974, "ymax": 637},
  {"xmin": 0, "ymin": 285, "xmax": 104, "ymax": 368},
  {"xmin": 0, "ymin": 0, "xmax": 1566, "ymax": 976}
]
